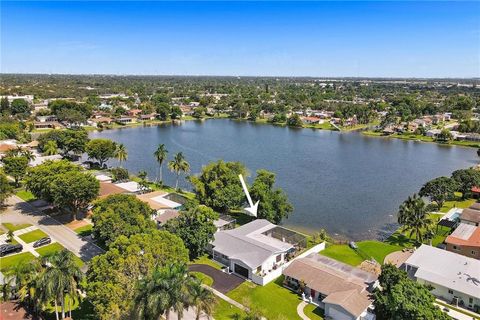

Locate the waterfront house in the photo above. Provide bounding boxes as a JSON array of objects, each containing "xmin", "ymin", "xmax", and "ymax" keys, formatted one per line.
[
  {"xmin": 127, "ymin": 109, "xmax": 142, "ymax": 117},
  {"xmin": 209, "ymin": 219, "xmax": 307, "ymax": 285},
  {"xmin": 136, "ymin": 191, "xmax": 185, "ymax": 225},
  {"xmin": 98, "ymin": 182, "xmax": 128, "ymax": 198},
  {"xmin": 404, "ymin": 245, "xmax": 480, "ymax": 312},
  {"xmin": 283, "ymin": 253, "xmax": 377, "ymax": 320},
  {"xmin": 139, "ymin": 113, "xmax": 156, "ymax": 121},
  {"xmin": 115, "ymin": 116, "xmax": 136, "ymax": 125},
  {"xmin": 301, "ymin": 116, "xmax": 324, "ymax": 125},
  {"xmin": 445, "ymin": 223, "xmax": 480, "ymax": 259}
]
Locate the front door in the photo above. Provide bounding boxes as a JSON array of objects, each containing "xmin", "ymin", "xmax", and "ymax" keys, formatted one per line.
[{"xmin": 310, "ymin": 289, "xmax": 316, "ymax": 300}]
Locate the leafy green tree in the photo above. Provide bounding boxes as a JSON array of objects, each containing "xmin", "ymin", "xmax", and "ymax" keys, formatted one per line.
[
  {"xmin": 452, "ymin": 168, "xmax": 480, "ymax": 199},
  {"xmin": 188, "ymin": 278, "xmax": 216, "ymax": 320},
  {"xmin": 0, "ymin": 171, "xmax": 13, "ymax": 206},
  {"xmin": 87, "ymin": 231, "xmax": 188, "ymax": 320},
  {"xmin": 190, "ymin": 160, "xmax": 247, "ymax": 212},
  {"xmin": 25, "ymin": 160, "xmax": 80, "ymax": 202},
  {"xmin": 155, "ymin": 103, "xmax": 171, "ymax": 120},
  {"xmin": 171, "ymin": 106, "xmax": 183, "ymax": 119},
  {"xmin": 91, "ymin": 194, "xmax": 156, "ymax": 246},
  {"xmin": 436, "ymin": 129, "xmax": 453, "ymax": 142},
  {"xmin": 11, "ymin": 259, "xmax": 44, "ymax": 317},
  {"xmin": 114, "ymin": 143, "xmax": 128, "ymax": 167},
  {"xmin": 40, "ymin": 250, "xmax": 83, "ymax": 320},
  {"xmin": 50, "ymin": 171, "xmax": 99, "ymax": 220},
  {"xmin": 43, "ymin": 140, "xmax": 58, "ymax": 155},
  {"xmin": 250, "ymin": 169, "xmax": 293, "ymax": 224},
  {"xmin": 165, "ymin": 201, "xmax": 219, "ymax": 259},
  {"xmin": 154, "ymin": 144, "xmax": 168, "ymax": 185},
  {"xmin": 137, "ymin": 170, "xmax": 149, "ymax": 191},
  {"xmin": 373, "ymin": 264, "xmax": 449, "ymax": 320},
  {"xmin": 287, "ymin": 113, "xmax": 303, "ymax": 127},
  {"xmin": 419, "ymin": 176, "xmax": 457, "ymax": 208},
  {"xmin": 2, "ymin": 156, "xmax": 28, "ymax": 187},
  {"xmin": 0, "ymin": 97, "xmax": 10, "ymax": 114},
  {"xmin": 86, "ymin": 138, "xmax": 117, "ymax": 168},
  {"xmin": 134, "ymin": 263, "xmax": 191, "ymax": 320},
  {"xmin": 168, "ymin": 152, "xmax": 190, "ymax": 190},
  {"xmin": 110, "ymin": 167, "xmax": 129, "ymax": 182},
  {"xmin": 192, "ymin": 107, "xmax": 206, "ymax": 119},
  {"xmin": 397, "ymin": 194, "xmax": 433, "ymax": 244},
  {"xmin": 38, "ymin": 129, "xmax": 89, "ymax": 156},
  {"xmin": 10, "ymin": 99, "xmax": 30, "ymax": 116}
]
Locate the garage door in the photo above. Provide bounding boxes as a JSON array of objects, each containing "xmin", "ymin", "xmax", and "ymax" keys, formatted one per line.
[{"xmin": 234, "ymin": 264, "xmax": 249, "ymax": 278}]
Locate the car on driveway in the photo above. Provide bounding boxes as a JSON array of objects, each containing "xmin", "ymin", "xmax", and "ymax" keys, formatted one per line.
[
  {"xmin": 0, "ymin": 243, "xmax": 23, "ymax": 257},
  {"xmin": 33, "ymin": 237, "xmax": 52, "ymax": 248}
]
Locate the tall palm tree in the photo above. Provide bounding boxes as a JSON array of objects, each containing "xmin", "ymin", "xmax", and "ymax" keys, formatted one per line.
[
  {"xmin": 154, "ymin": 144, "xmax": 168, "ymax": 185},
  {"xmin": 115, "ymin": 143, "xmax": 128, "ymax": 167},
  {"xmin": 43, "ymin": 140, "xmax": 58, "ymax": 156},
  {"xmin": 398, "ymin": 194, "xmax": 433, "ymax": 245},
  {"xmin": 134, "ymin": 263, "xmax": 191, "ymax": 320},
  {"xmin": 188, "ymin": 278, "xmax": 216, "ymax": 320},
  {"xmin": 11, "ymin": 259, "xmax": 44, "ymax": 316},
  {"xmin": 40, "ymin": 250, "xmax": 83, "ymax": 320},
  {"xmin": 168, "ymin": 152, "xmax": 190, "ymax": 190}
]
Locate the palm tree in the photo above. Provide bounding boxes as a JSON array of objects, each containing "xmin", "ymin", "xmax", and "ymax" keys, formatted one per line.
[
  {"xmin": 134, "ymin": 263, "xmax": 191, "ymax": 320},
  {"xmin": 397, "ymin": 194, "xmax": 433, "ymax": 245},
  {"xmin": 40, "ymin": 250, "xmax": 83, "ymax": 320},
  {"xmin": 154, "ymin": 144, "xmax": 168, "ymax": 185},
  {"xmin": 188, "ymin": 278, "xmax": 216, "ymax": 320},
  {"xmin": 12, "ymin": 259, "xmax": 44, "ymax": 317},
  {"xmin": 43, "ymin": 140, "xmax": 58, "ymax": 155},
  {"xmin": 21, "ymin": 149, "xmax": 35, "ymax": 162},
  {"xmin": 115, "ymin": 143, "xmax": 128, "ymax": 167},
  {"xmin": 168, "ymin": 152, "xmax": 190, "ymax": 190}
]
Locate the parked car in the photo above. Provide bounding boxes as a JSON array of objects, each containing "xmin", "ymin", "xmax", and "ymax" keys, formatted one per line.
[
  {"xmin": 33, "ymin": 237, "xmax": 51, "ymax": 248},
  {"xmin": 0, "ymin": 243, "xmax": 23, "ymax": 257}
]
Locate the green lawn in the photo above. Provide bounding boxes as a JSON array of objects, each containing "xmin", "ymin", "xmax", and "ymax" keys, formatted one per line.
[
  {"xmin": 36, "ymin": 243, "xmax": 84, "ymax": 267},
  {"xmin": 439, "ymin": 198, "xmax": 475, "ymax": 213},
  {"xmin": 44, "ymin": 300, "xmax": 97, "ymax": 320},
  {"xmin": 18, "ymin": 229, "xmax": 48, "ymax": 243},
  {"xmin": 190, "ymin": 255, "xmax": 222, "ymax": 270},
  {"xmin": 304, "ymin": 304, "xmax": 325, "ymax": 320},
  {"xmin": 74, "ymin": 224, "xmax": 93, "ymax": 237},
  {"xmin": 16, "ymin": 190, "xmax": 37, "ymax": 202},
  {"xmin": 227, "ymin": 276, "xmax": 302, "ymax": 320},
  {"xmin": 2, "ymin": 223, "xmax": 32, "ymax": 232},
  {"xmin": 190, "ymin": 271, "xmax": 214, "ymax": 286},
  {"xmin": 320, "ymin": 240, "xmax": 403, "ymax": 266},
  {"xmin": 213, "ymin": 298, "xmax": 247, "ymax": 320},
  {"xmin": 0, "ymin": 252, "xmax": 36, "ymax": 271}
]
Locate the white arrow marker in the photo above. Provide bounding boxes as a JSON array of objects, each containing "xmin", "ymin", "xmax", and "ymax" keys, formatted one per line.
[{"xmin": 239, "ymin": 174, "xmax": 259, "ymax": 217}]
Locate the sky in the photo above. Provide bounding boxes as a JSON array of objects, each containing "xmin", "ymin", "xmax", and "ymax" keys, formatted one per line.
[{"xmin": 1, "ymin": 1, "xmax": 479, "ymax": 78}]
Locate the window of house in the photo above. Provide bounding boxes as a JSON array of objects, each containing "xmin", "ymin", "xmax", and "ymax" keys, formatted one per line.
[
  {"xmin": 448, "ymin": 289, "xmax": 454, "ymax": 294},
  {"xmin": 472, "ymin": 250, "xmax": 477, "ymax": 255},
  {"xmin": 453, "ymin": 246, "xmax": 459, "ymax": 251},
  {"xmin": 276, "ymin": 254, "xmax": 281, "ymax": 262},
  {"xmin": 469, "ymin": 298, "xmax": 473, "ymax": 303}
]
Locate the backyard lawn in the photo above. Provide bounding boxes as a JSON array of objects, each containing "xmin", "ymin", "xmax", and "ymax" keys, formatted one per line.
[
  {"xmin": 439, "ymin": 198, "xmax": 475, "ymax": 213},
  {"xmin": 2, "ymin": 223, "xmax": 32, "ymax": 232},
  {"xmin": 0, "ymin": 252, "xmax": 35, "ymax": 271},
  {"xmin": 74, "ymin": 224, "xmax": 93, "ymax": 237},
  {"xmin": 18, "ymin": 229, "xmax": 48, "ymax": 243},
  {"xmin": 227, "ymin": 276, "xmax": 302, "ymax": 320},
  {"xmin": 320, "ymin": 240, "xmax": 403, "ymax": 266}
]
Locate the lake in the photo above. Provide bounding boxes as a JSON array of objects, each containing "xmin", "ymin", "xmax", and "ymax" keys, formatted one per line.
[{"xmin": 89, "ymin": 119, "xmax": 477, "ymax": 240}]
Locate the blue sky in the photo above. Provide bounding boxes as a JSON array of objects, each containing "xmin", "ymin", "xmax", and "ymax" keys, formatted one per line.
[{"xmin": 1, "ymin": 1, "xmax": 479, "ymax": 78}]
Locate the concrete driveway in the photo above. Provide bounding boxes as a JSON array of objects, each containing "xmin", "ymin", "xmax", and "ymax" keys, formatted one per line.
[
  {"xmin": 1, "ymin": 196, "xmax": 104, "ymax": 262},
  {"xmin": 189, "ymin": 264, "xmax": 244, "ymax": 294}
]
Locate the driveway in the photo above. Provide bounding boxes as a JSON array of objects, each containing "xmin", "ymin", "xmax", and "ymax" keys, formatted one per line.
[
  {"xmin": 2, "ymin": 196, "xmax": 104, "ymax": 262},
  {"xmin": 189, "ymin": 264, "xmax": 244, "ymax": 294}
]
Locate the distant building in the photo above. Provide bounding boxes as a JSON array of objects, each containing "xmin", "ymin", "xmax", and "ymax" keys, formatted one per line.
[
  {"xmin": 445, "ymin": 223, "xmax": 480, "ymax": 259},
  {"xmin": 0, "ymin": 95, "xmax": 34, "ymax": 104},
  {"xmin": 115, "ymin": 117, "xmax": 136, "ymax": 125},
  {"xmin": 460, "ymin": 203, "xmax": 480, "ymax": 226}
]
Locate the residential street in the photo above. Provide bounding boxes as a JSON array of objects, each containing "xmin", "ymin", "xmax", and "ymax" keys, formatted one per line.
[{"xmin": 1, "ymin": 196, "xmax": 104, "ymax": 262}]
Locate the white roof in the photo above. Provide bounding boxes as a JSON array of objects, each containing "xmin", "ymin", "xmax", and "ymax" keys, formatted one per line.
[
  {"xmin": 150, "ymin": 195, "xmax": 182, "ymax": 209},
  {"xmin": 211, "ymin": 219, "xmax": 293, "ymax": 269},
  {"xmin": 95, "ymin": 174, "xmax": 112, "ymax": 182},
  {"xmin": 115, "ymin": 181, "xmax": 141, "ymax": 193},
  {"xmin": 405, "ymin": 245, "xmax": 480, "ymax": 299},
  {"xmin": 449, "ymin": 223, "xmax": 477, "ymax": 240},
  {"xmin": 29, "ymin": 155, "xmax": 62, "ymax": 167}
]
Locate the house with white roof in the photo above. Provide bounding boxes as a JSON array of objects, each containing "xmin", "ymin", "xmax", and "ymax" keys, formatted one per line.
[
  {"xmin": 210, "ymin": 219, "xmax": 307, "ymax": 285},
  {"xmin": 404, "ymin": 245, "xmax": 480, "ymax": 313}
]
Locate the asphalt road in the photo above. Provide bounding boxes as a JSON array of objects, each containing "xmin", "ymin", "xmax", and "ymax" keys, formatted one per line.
[{"xmin": 2, "ymin": 196, "xmax": 104, "ymax": 262}]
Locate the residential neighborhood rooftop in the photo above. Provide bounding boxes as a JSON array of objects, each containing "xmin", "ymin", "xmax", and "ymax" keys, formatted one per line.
[{"xmin": 446, "ymin": 223, "xmax": 480, "ymax": 248}]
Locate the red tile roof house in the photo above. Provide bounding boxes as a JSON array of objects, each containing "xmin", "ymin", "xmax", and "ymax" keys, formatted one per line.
[
  {"xmin": 445, "ymin": 223, "xmax": 480, "ymax": 259},
  {"xmin": 301, "ymin": 116, "xmax": 324, "ymax": 124},
  {"xmin": 283, "ymin": 253, "xmax": 377, "ymax": 320},
  {"xmin": 126, "ymin": 108, "xmax": 142, "ymax": 117}
]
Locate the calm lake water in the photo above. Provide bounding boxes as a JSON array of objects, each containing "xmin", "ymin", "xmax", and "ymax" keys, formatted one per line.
[{"xmin": 89, "ymin": 119, "xmax": 477, "ymax": 240}]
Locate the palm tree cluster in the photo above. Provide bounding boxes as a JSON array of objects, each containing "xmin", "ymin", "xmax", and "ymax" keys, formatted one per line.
[
  {"xmin": 397, "ymin": 194, "xmax": 434, "ymax": 245},
  {"xmin": 134, "ymin": 263, "xmax": 216, "ymax": 320},
  {"xmin": 154, "ymin": 144, "xmax": 190, "ymax": 190},
  {"xmin": 2, "ymin": 250, "xmax": 83, "ymax": 320}
]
